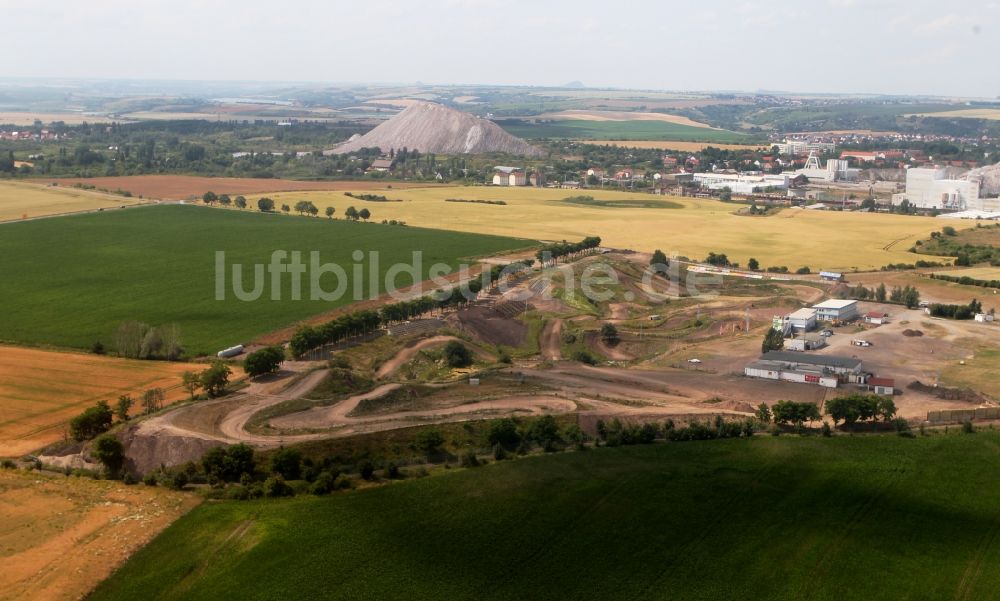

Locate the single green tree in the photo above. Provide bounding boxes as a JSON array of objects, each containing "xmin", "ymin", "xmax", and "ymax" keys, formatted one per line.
[
  {"xmin": 114, "ymin": 394, "xmax": 134, "ymax": 422},
  {"xmin": 93, "ymin": 434, "xmax": 125, "ymax": 478},
  {"xmin": 200, "ymin": 361, "xmax": 232, "ymax": 398},
  {"xmin": 761, "ymin": 328, "xmax": 784, "ymax": 353}
]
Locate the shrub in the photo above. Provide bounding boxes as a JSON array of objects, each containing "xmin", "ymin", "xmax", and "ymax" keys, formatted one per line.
[
  {"xmin": 492, "ymin": 443, "xmax": 508, "ymax": 461},
  {"xmin": 310, "ymin": 471, "xmax": 337, "ymax": 495},
  {"xmin": 962, "ymin": 420, "xmax": 975, "ymax": 434},
  {"xmin": 821, "ymin": 422, "xmax": 832, "ymax": 437},
  {"xmin": 264, "ymin": 475, "xmax": 294, "ymax": 497},
  {"xmin": 385, "ymin": 463, "xmax": 401, "ymax": 479},
  {"xmin": 460, "ymin": 450, "xmax": 480, "ymax": 468},
  {"xmin": 244, "ymin": 346, "xmax": 285, "ymax": 378},
  {"xmin": 443, "ymin": 341, "xmax": 473, "ymax": 368},
  {"xmin": 359, "ymin": 462, "xmax": 375, "ymax": 480},
  {"xmin": 270, "ymin": 447, "xmax": 302, "ymax": 480},
  {"xmin": 143, "ymin": 472, "xmax": 158, "ymax": 486},
  {"xmin": 571, "ymin": 350, "xmax": 597, "ymax": 365},
  {"xmin": 487, "ymin": 418, "xmax": 521, "ymax": 449},
  {"xmin": 415, "ymin": 429, "xmax": 445, "ymax": 458}
]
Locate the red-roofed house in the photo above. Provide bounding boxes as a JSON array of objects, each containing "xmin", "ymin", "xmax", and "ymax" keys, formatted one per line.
[
  {"xmin": 864, "ymin": 311, "xmax": 889, "ymax": 325},
  {"xmin": 868, "ymin": 377, "xmax": 895, "ymax": 396}
]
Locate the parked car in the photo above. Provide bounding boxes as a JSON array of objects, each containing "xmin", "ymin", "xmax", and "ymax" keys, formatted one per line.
[{"xmin": 820, "ymin": 329, "xmax": 833, "ymax": 337}]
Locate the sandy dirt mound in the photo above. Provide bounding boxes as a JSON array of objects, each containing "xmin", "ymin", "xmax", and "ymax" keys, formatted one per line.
[{"xmin": 330, "ymin": 102, "xmax": 543, "ymax": 156}]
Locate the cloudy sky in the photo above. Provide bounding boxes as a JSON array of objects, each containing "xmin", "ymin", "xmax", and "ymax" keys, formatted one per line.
[{"xmin": 1, "ymin": 0, "xmax": 997, "ymax": 97}]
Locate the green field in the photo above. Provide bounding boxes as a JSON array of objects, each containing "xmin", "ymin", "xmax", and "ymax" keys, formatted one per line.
[
  {"xmin": 91, "ymin": 433, "xmax": 1000, "ymax": 600},
  {"xmin": 500, "ymin": 119, "xmax": 756, "ymax": 143},
  {"xmin": 0, "ymin": 205, "xmax": 528, "ymax": 355}
]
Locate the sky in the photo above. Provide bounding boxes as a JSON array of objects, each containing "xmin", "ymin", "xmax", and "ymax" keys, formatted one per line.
[{"xmin": 1, "ymin": 0, "xmax": 998, "ymax": 98}]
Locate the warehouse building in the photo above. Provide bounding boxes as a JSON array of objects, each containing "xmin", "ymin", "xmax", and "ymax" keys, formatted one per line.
[
  {"xmin": 692, "ymin": 172, "xmax": 790, "ymax": 195},
  {"xmin": 760, "ymin": 351, "xmax": 863, "ymax": 376},
  {"xmin": 786, "ymin": 333, "xmax": 826, "ymax": 352},
  {"xmin": 783, "ymin": 308, "xmax": 817, "ymax": 333},
  {"xmin": 812, "ymin": 299, "xmax": 859, "ymax": 322},
  {"xmin": 890, "ymin": 166, "xmax": 993, "ymax": 211},
  {"xmin": 744, "ymin": 359, "xmax": 839, "ymax": 388},
  {"xmin": 745, "ymin": 351, "xmax": 864, "ymax": 388}
]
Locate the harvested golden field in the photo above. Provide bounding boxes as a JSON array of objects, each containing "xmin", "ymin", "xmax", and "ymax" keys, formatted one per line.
[
  {"xmin": 933, "ymin": 267, "xmax": 1000, "ymax": 281},
  {"xmin": 0, "ymin": 347, "xmax": 193, "ymax": 456},
  {"xmin": 850, "ymin": 270, "xmax": 988, "ymax": 304},
  {"xmin": 909, "ymin": 109, "xmax": 1000, "ymax": 121},
  {"xmin": 580, "ymin": 140, "xmax": 766, "ymax": 151},
  {"xmin": 44, "ymin": 175, "xmax": 445, "ymax": 201},
  {"xmin": 0, "ymin": 468, "xmax": 198, "ymax": 601},
  {"xmin": 0, "ymin": 112, "xmax": 120, "ymax": 126},
  {"xmin": 0, "ymin": 181, "xmax": 144, "ymax": 222},
  {"xmin": 535, "ymin": 109, "xmax": 712, "ymax": 128},
  {"xmin": 268, "ymin": 186, "xmax": 965, "ymax": 271}
]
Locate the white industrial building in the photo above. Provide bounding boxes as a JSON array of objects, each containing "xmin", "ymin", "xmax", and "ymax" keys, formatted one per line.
[
  {"xmin": 892, "ymin": 167, "xmax": 984, "ymax": 211},
  {"xmin": 794, "ymin": 152, "xmax": 860, "ymax": 182},
  {"xmin": 693, "ymin": 172, "xmax": 790, "ymax": 194},
  {"xmin": 783, "ymin": 308, "xmax": 817, "ymax": 333},
  {"xmin": 812, "ymin": 299, "xmax": 859, "ymax": 322},
  {"xmin": 773, "ymin": 139, "xmax": 836, "ymax": 156},
  {"xmin": 492, "ymin": 166, "xmax": 526, "ymax": 186},
  {"xmin": 745, "ymin": 350, "xmax": 864, "ymax": 388}
]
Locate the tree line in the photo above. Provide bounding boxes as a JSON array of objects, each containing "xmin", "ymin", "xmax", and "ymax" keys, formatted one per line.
[{"xmin": 535, "ymin": 236, "xmax": 601, "ymax": 263}]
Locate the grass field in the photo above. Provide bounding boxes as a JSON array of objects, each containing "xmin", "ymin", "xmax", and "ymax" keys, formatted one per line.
[
  {"xmin": 90, "ymin": 433, "xmax": 1000, "ymax": 600},
  {"xmin": 580, "ymin": 140, "xmax": 767, "ymax": 151},
  {"xmin": 270, "ymin": 186, "xmax": 963, "ymax": 271},
  {"xmin": 0, "ymin": 205, "xmax": 528, "ymax": 355},
  {"xmin": 0, "ymin": 180, "xmax": 144, "ymax": 222},
  {"xmin": 501, "ymin": 119, "xmax": 755, "ymax": 143},
  {"xmin": 0, "ymin": 346, "xmax": 195, "ymax": 456}
]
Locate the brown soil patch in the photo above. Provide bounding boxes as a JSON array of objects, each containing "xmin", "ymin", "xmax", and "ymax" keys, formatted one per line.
[
  {"xmin": 0, "ymin": 346, "xmax": 194, "ymax": 457},
  {"xmin": 447, "ymin": 306, "xmax": 527, "ymax": 347},
  {"xmin": 44, "ymin": 176, "xmax": 446, "ymax": 201},
  {"xmin": 908, "ymin": 381, "xmax": 987, "ymax": 403},
  {"xmin": 0, "ymin": 469, "xmax": 198, "ymax": 601}
]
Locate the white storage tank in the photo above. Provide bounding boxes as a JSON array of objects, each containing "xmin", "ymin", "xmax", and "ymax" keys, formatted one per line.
[{"xmin": 217, "ymin": 344, "xmax": 245, "ymax": 359}]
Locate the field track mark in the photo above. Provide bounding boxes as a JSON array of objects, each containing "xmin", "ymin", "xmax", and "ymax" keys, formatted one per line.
[
  {"xmin": 883, "ymin": 235, "xmax": 912, "ymax": 252},
  {"xmin": 476, "ymin": 474, "xmax": 636, "ymax": 599},
  {"xmin": 172, "ymin": 518, "xmax": 258, "ymax": 595},
  {"xmin": 801, "ymin": 467, "xmax": 906, "ymax": 600},
  {"xmin": 952, "ymin": 517, "xmax": 1000, "ymax": 601},
  {"xmin": 636, "ymin": 460, "xmax": 781, "ymax": 598}
]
